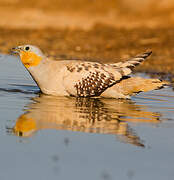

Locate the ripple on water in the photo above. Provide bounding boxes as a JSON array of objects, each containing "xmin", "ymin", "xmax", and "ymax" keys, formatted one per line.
[
  {"xmin": 0, "ymin": 54, "xmax": 174, "ymax": 180},
  {"xmin": 0, "ymin": 55, "xmax": 174, "ymax": 145}
]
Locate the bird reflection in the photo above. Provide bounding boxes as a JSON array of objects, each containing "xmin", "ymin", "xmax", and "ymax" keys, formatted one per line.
[{"xmin": 9, "ymin": 95, "xmax": 161, "ymax": 147}]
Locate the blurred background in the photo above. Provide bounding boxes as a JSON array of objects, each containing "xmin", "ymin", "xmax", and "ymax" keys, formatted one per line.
[
  {"xmin": 0, "ymin": 0, "xmax": 174, "ymax": 29},
  {"xmin": 0, "ymin": 0, "xmax": 174, "ymax": 77},
  {"xmin": 0, "ymin": 0, "xmax": 174, "ymax": 28}
]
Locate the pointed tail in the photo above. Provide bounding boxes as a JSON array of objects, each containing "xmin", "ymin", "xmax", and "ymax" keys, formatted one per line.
[
  {"xmin": 110, "ymin": 51, "xmax": 152, "ymax": 77},
  {"xmin": 112, "ymin": 51, "xmax": 152, "ymax": 69}
]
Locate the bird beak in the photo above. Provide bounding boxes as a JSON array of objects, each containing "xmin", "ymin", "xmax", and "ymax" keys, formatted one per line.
[{"xmin": 10, "ymin": 47, "xmax": 21, "ymax": 54}]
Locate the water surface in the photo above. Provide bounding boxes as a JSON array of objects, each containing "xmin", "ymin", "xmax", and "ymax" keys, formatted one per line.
[{"xmin": 0, "ymin": 55, "xmax": 174, "ymax": 180}]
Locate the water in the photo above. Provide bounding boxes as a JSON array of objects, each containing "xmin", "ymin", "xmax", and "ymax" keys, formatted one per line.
[{"xmin": 0, "ymin": 55, "xmax": 174, "ymax": 180}]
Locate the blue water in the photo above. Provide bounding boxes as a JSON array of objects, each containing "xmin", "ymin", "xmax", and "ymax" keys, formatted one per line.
[{"xmin": 0, "ymin": 55, "xmax": 174, "ymax": 180}]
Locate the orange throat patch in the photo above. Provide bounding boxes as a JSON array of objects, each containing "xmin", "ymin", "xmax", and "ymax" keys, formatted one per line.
[
  {"xmin": 14, "ymin": 114, "xmax": 36, "ymax": 137},
  {"xmin": 20, "ymin": 51, "xmax": 42, "ymax": 68}
]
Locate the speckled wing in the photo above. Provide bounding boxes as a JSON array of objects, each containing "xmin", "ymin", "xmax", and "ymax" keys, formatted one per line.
[
  {"xmin": 63, "ymin": 51, "xmax": 152, "ymax": 97},
  {"xmin": 63, "ymin": 61, "xmax": 125, "ymax": 97}
]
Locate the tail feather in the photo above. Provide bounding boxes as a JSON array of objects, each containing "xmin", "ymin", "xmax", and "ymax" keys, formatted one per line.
[{"xmin": 110, "ymin": 51, "xmax": 152, "ymax": 73}]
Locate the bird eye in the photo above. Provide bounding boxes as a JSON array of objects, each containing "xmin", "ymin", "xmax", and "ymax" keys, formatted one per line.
[{"xmin": 25, "ymin": 46, "xmax": 30, "ymax": 51}]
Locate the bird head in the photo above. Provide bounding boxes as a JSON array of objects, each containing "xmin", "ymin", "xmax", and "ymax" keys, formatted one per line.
[{"xmin": 11, "ymin": 45, "xmax": 44, "ymax": 68}]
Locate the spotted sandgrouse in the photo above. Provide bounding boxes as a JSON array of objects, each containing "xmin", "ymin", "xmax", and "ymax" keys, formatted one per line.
[{"xmin": 11, "ymin": 45, "xmax": 166, "ymax": 98}]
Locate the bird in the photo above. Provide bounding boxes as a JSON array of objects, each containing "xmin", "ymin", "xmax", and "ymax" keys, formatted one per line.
[
  {"xmin": 10, "ymin": 95, "xmax": 160, "ymax": 146},
  {"xmin": 11, "ymin": 45, "xmax": 167, "ymax": 99}
]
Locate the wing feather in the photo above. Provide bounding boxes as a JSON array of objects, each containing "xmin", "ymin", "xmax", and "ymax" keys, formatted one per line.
[
  {"xmin": 110, "ymin": 51, "xmax": 152, "ymax": 73},
  {"xmin": 63, "ymin": 61, "xmax": 123, "ymax": 97},
  {"xmin": 62, "ymin": 51, "xmax": 152, "ymax": 97}
]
